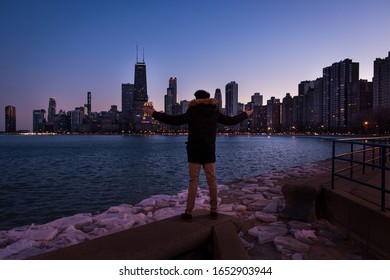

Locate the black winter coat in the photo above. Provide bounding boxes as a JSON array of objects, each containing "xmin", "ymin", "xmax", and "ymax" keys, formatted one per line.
[{"xmin": 152, "ymin": 98, "xmax": 248, "ymax": 163}]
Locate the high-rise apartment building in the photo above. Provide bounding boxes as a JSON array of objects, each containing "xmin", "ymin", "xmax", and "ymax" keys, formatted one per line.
[
  {"xmin": 322, "ymin": 59, "xmax": 359, "ymax": 131},
  {"xmin": 298, "ymin": 81, "xmax": 315, "ymax": 130},
  {"xmin": 5, "ymin": 105, "xmax": 16, "ymax": 133},
  {"xmin": 54, "ymin": 110, "xmax": 68, "ymax": 133},
  {"xmin": 282, "ymin": 93, "xmax": 294, "ymax": 131},
  {"xmin": 121, "ymin": 83, "xmax": 134, "ymax": 121},
  {"xmin": 33, "ymin": 109, "xmax": 46, "ymax": 132},
  {"xmin": 359, "ymin": 79, "xmax": 374, "ymax": 130},
  {"xmin": 306, "ymin": 78, "xmax": 324, "ymax": 130},
  {"xmin": 47, "ymin": 97, "xmax": 56, "ymax": 125},
  {"xmin": 267, "ymin": 97, "xmax": 281, "ymax": 132},
  {"xmin": 225, "ymin": 81, "xmax": 238, "ymax": 117},
  {"xmin": 359, "ymin": 79, "xmax": 373, "ymax": 114},
  {"xmin": 70, "ymin": 108, "xmax": 84, "ymax": 132},
  {"xmin": 251, "ymin": 92, "xmax": 263, "ymax": 106},
  {"xmin": 373, "ymin": 51, "xmax": 390, "ymax": 117},
  {"xmin": 251, "ymin": 105, "xmax": 267, "ymax": 133}
]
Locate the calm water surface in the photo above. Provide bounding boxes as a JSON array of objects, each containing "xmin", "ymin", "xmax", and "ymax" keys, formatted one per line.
[{"xmin": 0, "ymin": 134, "xmax": 340, "ymax": 230}]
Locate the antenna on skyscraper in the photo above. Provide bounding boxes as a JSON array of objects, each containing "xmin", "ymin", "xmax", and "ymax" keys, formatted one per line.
[
  {"xmin": 143, "ymin": 48, "xmax": 145, "ymax": 63},
  {"xmin": 136, "ymin": 44, "xmax": 139, "ymax": 63}
]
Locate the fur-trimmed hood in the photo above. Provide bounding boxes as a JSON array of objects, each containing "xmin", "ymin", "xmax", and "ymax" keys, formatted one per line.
[{"xmin": 188, "ymin": 98, "xmax": 218, "ymax": 108}]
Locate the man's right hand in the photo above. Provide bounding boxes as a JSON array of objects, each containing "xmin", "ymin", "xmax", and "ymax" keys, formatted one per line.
[{"xmin": 245, "ymin": 109, "xmax": 254, "ymax": 116}]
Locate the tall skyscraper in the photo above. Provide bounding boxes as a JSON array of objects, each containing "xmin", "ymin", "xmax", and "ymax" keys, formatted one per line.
[
  {"xmin": 225, "ymin": 81, "xmax": 238, "ymax": 117},
  {"xmin": 267, "ymin": 97, "xmax": 281, "ymax": 132},
  {"xmin": 133, "ymin": 48, "xmax": 148, "ymax": 124},
  {"xmin": 373, "ymin": 51, "xmax": 390, "ymax": 117},
  {"xmin": 48, "ymin": 97, "xmax": 56, "ymax": 124},
  {"xmin": 214, "ymin": 88, "xmax": 222, "ymax": 111},
  {"xmin": 70, "ymin": 108, "xmax": 84, "ymax": 132},
  {"xmin": 298, "ymin": 80, "xmax": 315, "ymax": 130},
  {"xmin": 251, "ymin": 92, "xmax": 263, "ymax": 106},
  {"xmin": 359, "ymin": 79, "xmax": 374, "ymax": 129},
  {"xmin": 33, "ymin": 109, "xmax": 46, "ymax": 132},
  {"xmin": 322, "ymin": 59, "xmax": 359, "ymax": 131},
  {"xmin": 164, "ymin": 77, "xmax": 177, "ymax": 115},
  {"xmin": 87, "ymin": 92, "xmax": 92, "ymax": 116},
  {"xmin": 5, "ymin": 105, "xmax": 16, "ymax": 133},
  {"xmin": 252, "ymin": 105, "xmax": 267, "ymax": 132},
  {"xmin": 359, "ymin": 79, "xmax": 373, "ymax": 114},
  {"xmin": 282, "ymin": 93, "xmax": 294, "ymax": 131},
  {"xmin": 121, "ymin": 83, "xmax": 134, "ymax": 121},
  {"xmin": 306, "ymin": 78, "xmax": 324, "ymax": 129}
]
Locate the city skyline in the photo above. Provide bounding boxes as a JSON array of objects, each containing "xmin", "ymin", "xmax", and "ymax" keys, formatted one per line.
[{"xmin": 1, "ymin": 0, "xmax": 390, "ymax": 131}]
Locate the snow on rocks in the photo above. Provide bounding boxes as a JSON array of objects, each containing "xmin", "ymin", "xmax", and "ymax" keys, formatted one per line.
[
  {"xmin": 0, "ymin": 161, "xmax": 339, "ymax": 260},
  {"xmin": 217, "ymin": 184, "xmax": 230, "ymax": 191},
  {"xmin": 0, "ymin": 239, "xmax": 41, "ymax": 260},
  {"xmin": 249, "ymin": 223, "xmax": 289, "ymax": 244},
  {"xmin": 274, "ymin": 236, "xmax": 311, "ymax": 254},
  {"xmin": 255, "ymin": 211, "xmax": 278, "ymax": 223}
]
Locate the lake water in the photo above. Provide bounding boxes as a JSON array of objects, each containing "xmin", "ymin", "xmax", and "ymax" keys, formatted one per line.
[{"xmin": 0, "ymin": 134, "xmax": 342, "ymax": 230}]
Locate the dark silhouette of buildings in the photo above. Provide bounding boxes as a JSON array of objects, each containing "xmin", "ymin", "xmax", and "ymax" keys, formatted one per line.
[
  {"xmin": 322, "ymin": 59, "xmax": 359, "ymax": 132},
  {"xmin": 225, "ymin": 81, "xmax": 238, "ymax": 117},
  {"xmin": 267, "ymin": 97, "xmax": 281, "ymax": 133},
  {"xmin": 282, "ymin": 93, "xmax": 294, "ymax": 131},
  {"xmin": 47, "ymin": 97, "xmax": 56, "ymax": 125},
  {"xmin": 5, "ymin": 105, "xmax": 16, "ymax": 133},
  {"xmin": 87, "ymin": 92, "xmax": 92, "ymax": 117},
  {"xmin": 121, "ymin": 83, "xmax": 134, "ymax": 129},
  {"xmin": 119, "ymin": 47, "xmax": 150, "ymax": 132},
  {"xmin": 133, "ymin": 48, "xmax": 148, "ymax": 130},
  {"xmin": 20, "ymin": 50, "xmax": 390, "ymax": 134},
  {"xmin": 33, "ymin": 109, "xmax": 46, "ymax": 133},
  {"xmin": 214, "ymin": 88, "xmax": 223, "ymax": 111},
  {"xmin": 46, "ymin": 97, "xmax": 56, "ymax": 132},
  {"xmin": 373, "ymin": 51, "xmax": 390, "ymax": 132},
  {"xmin": 164, "ymin": 77, "xmax": 178, "ymax": 115}
]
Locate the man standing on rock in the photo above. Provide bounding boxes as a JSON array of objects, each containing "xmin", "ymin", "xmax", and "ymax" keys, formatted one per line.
[{"xmin": 143, "ymin": 90, "xmax": 253, "ymax": 220}]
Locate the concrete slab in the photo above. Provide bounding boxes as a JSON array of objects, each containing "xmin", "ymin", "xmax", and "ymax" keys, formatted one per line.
[{"xmin": 30, "ymin": 210, "xmax": 249, "ymax": 260}]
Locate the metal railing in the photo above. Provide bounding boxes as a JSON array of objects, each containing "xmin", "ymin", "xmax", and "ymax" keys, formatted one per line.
[{"xmin": 331, "ymin": 136, "xmax": 390, "ymax": 211}]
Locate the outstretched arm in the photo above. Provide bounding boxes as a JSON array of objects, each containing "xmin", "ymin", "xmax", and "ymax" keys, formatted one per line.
[
  {"xmin": 217, "ymin": 111, "xmax": 249, "ymax": 126},
  {"xmin": 143, "ymin": 107, "xmax": 189, "ymax": 126}
]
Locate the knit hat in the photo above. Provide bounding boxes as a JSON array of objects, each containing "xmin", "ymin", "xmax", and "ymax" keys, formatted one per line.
[{"xmin": 194, "ymin": 90, "xmax": 210, "ymax": 99}]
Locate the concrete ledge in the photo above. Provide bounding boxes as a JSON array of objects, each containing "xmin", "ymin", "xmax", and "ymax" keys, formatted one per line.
[
  {"xmin": 319, "ymin": 187, "xmax": 390, "ymax": 259},
  {"xmin": 30, "ymin": 211, "xmax": 249, "ymax": 260},
  {"xmin": 212, "ymin": 221, "xmax": 250, "ymax": 260}
]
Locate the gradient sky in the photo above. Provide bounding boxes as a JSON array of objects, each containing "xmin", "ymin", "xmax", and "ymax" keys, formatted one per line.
[{"xmin": 1, "ymin": 0, "xmax": 390, "ymax": 131}]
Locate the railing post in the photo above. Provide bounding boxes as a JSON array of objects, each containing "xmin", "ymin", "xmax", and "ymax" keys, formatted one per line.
[
  {"xmin": 381, "ymin": 146, "xmax": 386, "ymax": 212},
  {"xmin": 350, "ymin": 142, "xmax": 354, "ymax": 178},
  {"xmin": 363, "ymin": 143, "xmax": 366, "ymax": 175},
  {"xmin": 332, "ymin": 140, "xmax": 336, "ymax": 189}
]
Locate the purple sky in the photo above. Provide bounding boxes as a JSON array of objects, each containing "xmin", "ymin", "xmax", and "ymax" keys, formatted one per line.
[{"xmin": 1, "ymin": 0, "xmax": 390, "ymax": 131}]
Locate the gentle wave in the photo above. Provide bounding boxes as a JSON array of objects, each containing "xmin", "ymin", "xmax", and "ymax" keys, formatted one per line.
[{"xmin": 0, "ymin": 134, "xmax": 342, "ymax": 230}]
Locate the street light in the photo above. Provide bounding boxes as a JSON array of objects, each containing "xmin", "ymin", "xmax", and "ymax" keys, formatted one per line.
[{"xmin": 364, "ymin": 121, "xmax": 369, "ymax": 134}]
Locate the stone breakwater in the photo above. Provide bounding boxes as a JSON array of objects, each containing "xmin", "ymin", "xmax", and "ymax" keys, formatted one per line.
[{"xmin": 0, "ymin": 161, "xmax": 362, "ymax": 260}]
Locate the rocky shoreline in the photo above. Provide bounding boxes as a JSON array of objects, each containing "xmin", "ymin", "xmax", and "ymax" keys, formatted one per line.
[{"xmin": 0, "ymin": 160, "xmax": 368, "ymax": 260}]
